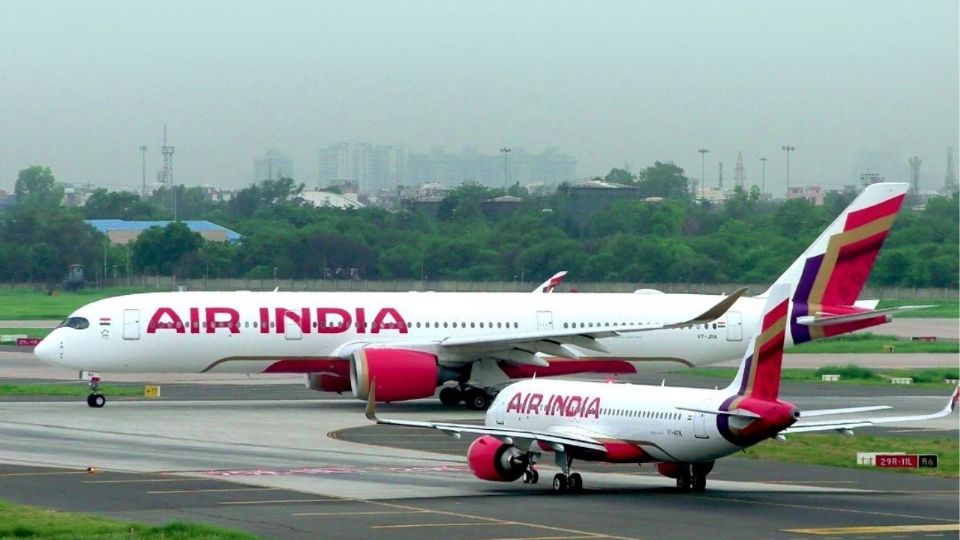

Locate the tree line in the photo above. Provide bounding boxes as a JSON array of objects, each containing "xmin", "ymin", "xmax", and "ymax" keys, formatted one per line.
[{"xmin": 2, "ymin": 163, "xmax": 957, "ymax": 291}]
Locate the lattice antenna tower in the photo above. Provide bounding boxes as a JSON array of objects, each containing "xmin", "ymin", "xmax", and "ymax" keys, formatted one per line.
[
  {"xmin": 946, "ymin": 146, "xmax": 958, "ymax": 191},
  {"xmin": 734, "ymin": 152, "xmax": 745, "ymax": 189},
  {"xmin": 160, "ymin": 125, "xmax": 177, "ymax": 220},
  {"xmin": 908, "ymin": 156, "xmax": 921, "ymax": 194},
  {"xmin": 717, "ymin": 161, "xmax": 723, "ymax": 188}
]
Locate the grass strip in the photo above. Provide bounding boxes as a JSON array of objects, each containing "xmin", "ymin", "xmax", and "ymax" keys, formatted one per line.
[
  {"xmin": 790, "ymin": 333, "xmax": 958, "ymax": 354},
  {"xmin": 684, "ymin": 366, "xmax": 959, "ymax": 387},
  {"xmin": 876, "ymin": 299, "xmax": 959, "ymax": 318},
  {"xmin": 0, "ymin": 499, "xmax": 259, "ymax": 539},
  {"xmin": 743, "ymin": 434, "xmax": 959, "ymax": 478},
  {"xmin": 0, "ymin": 384, "xmax": 146, "ymax": 397},
  {"xmin": 0, "ymin": 327, "xmax": 52, "ymax": 339}
]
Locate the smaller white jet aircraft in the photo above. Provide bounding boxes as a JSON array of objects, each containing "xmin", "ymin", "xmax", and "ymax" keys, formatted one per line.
[{"xmin": 368, "ymin": 284, "xmax": 959, "ymax": 492}]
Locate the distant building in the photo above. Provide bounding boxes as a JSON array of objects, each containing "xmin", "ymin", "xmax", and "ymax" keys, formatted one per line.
[
  {"xmin": 557, "ymin": 179, "xmax": 643, "ymax": 228},
  {"xmin": 406, "ymin": 146, "xmax": 576, "ymax": 188},
  {"xmin": 300, "ymin": 190, "xmax": 364, "ymax": 209},
  {"xmin": 480, "ymin": 195, "xmax": 524, "ymax": 217},
  {"xmin": 318, "ymin": 143, "xmax": 405, "ymax": 193},
  {"xmin": 254, "ymin": 149, "xmax": 294, "ymax": 181},
  {"xmin": 787, "ymin": 185, "xmax": 825, "ymax": 206},
  {"xmin": 85, "ymin": 220, "xmax": 242, "ymax": 244}
]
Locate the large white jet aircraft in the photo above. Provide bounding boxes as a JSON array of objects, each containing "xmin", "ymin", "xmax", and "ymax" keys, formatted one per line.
[
  {"xmin": 367, "ymin": 284, "xmax": 959, "ymax": 492},
  {"xmin": 34, "ymin": 183, "xmax": 920, "ymax": 409}
]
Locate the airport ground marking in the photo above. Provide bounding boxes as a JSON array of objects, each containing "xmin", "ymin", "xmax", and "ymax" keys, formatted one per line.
[
  {"xmin": 372, "ymin": 522, "xmax": 532, "ymax": 528},
  {"xmin": 783, "ymin": 524, "xmax": 960, "ymax": 535},
  {"xmin": 361, "ymin": 499, "xmax": 638, "ymax": 540},
  {"xmin": 219, "ymin": 498, "xmax": 343, "ymax": 505},
  {"xmin": 292, "ymin": 510, "xmax": 431, "ymax": 516},
  {"xmin": 0, "ymin": 471, "xmax": 89, "ymax": 477},
  {"xmin": 85, "ymin": 478, "xmax": 200, "ymax": 484},
  {"xmin": 686, "ymin": 494, "xmax": 957, "ymax": 523},
  {"xmin": 147, "ymin": 487, "xmax": 281, "ymax": 494}
]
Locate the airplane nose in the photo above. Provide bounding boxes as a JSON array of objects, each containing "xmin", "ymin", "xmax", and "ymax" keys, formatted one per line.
[{"xmin": 33, "ymin": 336, "xmax": 59, "ymax": 365}]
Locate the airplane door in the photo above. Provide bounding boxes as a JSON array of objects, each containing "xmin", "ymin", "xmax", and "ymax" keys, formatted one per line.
[
  {"xmin": 694, "ymin": 399, "xmax": 710, "ymax": 439},
  {"xmin": 122, "ymin": 309, "xmax": 140, "ymax": 340},
  {"xmin": 285, "ymin": 322, "xmax": 303, "ymax": 340},
  {"xmin": 536, "ymin": 311, "xmax": 553, "ymax": 331},
  {"xmin": 726, "ymin": 311, "xmax": 743, "ymax": 341}
]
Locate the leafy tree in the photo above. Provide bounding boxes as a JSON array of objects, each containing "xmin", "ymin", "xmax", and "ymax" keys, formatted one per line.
[
  {"xmin": 84, "ymin": 189, "xmax": 161, "ymax": 220},
  {"xmin": 604, "ymin": 168, "xmax": 636, "ymax": 185},
  {"xmin": 15, "ymin": 165, "xmax": 64, "ymax": 208},
  {"xmin": 131, "ymin": 222, "xmax": 203, "ymax": 275},
  {"xmin": 636, "ymin": 162, "xmax": 689, "ymax": 200}
]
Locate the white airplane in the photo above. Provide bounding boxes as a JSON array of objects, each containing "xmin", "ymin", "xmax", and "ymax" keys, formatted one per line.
[
  {"xmin": 367, "ymin": 284, "xmax": 959, "ymax": 493},
  {"xmin": 34, "ymin": 183, "xmax": 921, "ymax": 409}
]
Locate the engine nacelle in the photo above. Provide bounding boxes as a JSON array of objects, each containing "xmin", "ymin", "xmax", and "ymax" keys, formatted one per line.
[
  {"xmin": 350, "ymin": 348, "xmax": 438, "ymax": 402},
  {"xmin": 304, "ymin": 373, "xmax": 351, "ymax": 393},
  {"xmin": 467, "ymin": 435, "xmax": 527, "ymax": 482}
]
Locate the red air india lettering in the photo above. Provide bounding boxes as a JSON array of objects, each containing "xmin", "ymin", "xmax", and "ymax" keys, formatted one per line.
[
  {"xmin": 506, "ymin": 392, "xmax": 599, "ymax": 418},
  {"xmin": 147, "ymin": 306, "xmax": 408, "ymax": 335}
]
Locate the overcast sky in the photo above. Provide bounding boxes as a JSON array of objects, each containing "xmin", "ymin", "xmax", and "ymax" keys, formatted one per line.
[{"xmin": 1, "ymin": 0, "xmax": 957, "ymax": 195}]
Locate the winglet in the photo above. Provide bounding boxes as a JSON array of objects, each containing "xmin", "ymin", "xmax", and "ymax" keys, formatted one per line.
[
  {"xmin": 944, "ymin": 385, "xmax": 959, "ymax": 415},
  {"xmin": 365, "ymin": 378, "xmax": 378, "ymax": 421},
  {"xmin": 534, "ymin": 271, "xmax": 567, "ymax": 293},
  {"xmin": 686, "ymin": 287, "xmax": 748, "ymax": 325}
]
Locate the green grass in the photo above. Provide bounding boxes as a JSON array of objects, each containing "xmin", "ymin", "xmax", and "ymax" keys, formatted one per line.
[
  {"xmin": 0, "ymin": 287, "xmax": 158, "ymax": 320},
  {"xmin": 0, "ymin": 499, "xmax": 260, "ymax": 539},
  {"xmin": 0, "ymin": 327, "xmax": 52, "ymax": 339},
  {"xmin": 743, "ymin": 434, "xmax": 959, "ymax": 478},
  {"xmin": 685, "ymin": 365, "xmax": 960, "ymax": 387},
  {"xmin": 0, "ymin": 384, "xmax": 145, "ymax": 397},
  {"xmin": 790, "ymin": 333, "xmax": 958, "ymax": 354},
  {"xmin": 876, "ymin": 299, "xmax": 959, "ymax": 318}
]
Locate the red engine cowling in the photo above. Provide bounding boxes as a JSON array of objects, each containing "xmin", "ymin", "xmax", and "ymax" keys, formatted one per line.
[
  {"xmin": 350, "ymin": 348, "xmax": 438, "ymax": 402},
  {"xmin": 467, "ymin": 435, "xmax": 527, "ymax": 482},
  {"xmin": 304, "ymin": 373, "xmax": 352, "ymax": 393}
]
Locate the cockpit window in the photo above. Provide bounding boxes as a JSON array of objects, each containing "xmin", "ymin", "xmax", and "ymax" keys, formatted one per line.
[{"xmin": 59, "ymin": 317, "xmax": 89, "ymax": 330}]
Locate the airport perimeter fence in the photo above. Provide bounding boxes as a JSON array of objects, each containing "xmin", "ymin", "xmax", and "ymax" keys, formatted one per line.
[{"xmin": 2, "ymin": 277, "xmax": 958, "ymax": 301}]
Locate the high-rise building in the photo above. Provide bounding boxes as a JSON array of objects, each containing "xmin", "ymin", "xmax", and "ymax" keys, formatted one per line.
[
  {"xmin": 318, "ymin": 143, "xmax": 405, "ymax": 193},
  {"xmin": 945, "ymin": 146, "xmax": 958, "ymax": 192},
  {"xmin": 254, "ymin": 149, "xmax": 294, "ymax": 181},
  {"xmin": 405, "ymin": 146, "xmax": 577, "ymax": 188}
]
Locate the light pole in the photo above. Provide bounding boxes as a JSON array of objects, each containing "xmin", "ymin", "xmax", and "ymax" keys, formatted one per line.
[
  {"xmin": 759, "ymin": 156, "xmax": 767, "ymax": 197},
  {"xmin": 139, "ymin": 145, "xmax": 148, "ymax": 198},
  {"xmin": 273, "ymin": 266, "xmax": 278, "ymax": 286},
  {"xmin": 500, "ymin": 147, "xmax": 511, "ymax": 191},
  {"xmin": 782, "ymin": 145, "xmax": 795, "ymax": 197},
  {"xmin": 697, "ymin": 148, "xmax": 709, "ymax": 200}
]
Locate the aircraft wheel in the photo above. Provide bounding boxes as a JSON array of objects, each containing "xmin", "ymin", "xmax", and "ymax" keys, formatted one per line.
[
  {"xmin": 552, "ymin": 473, "xmax": 568, "ymax": 493},
  {"xmin": 87, "ymin": 394, "xmax": 106, "ymax": 408},
  {"xmin": 676, "ymin": 474, "xmax": 691, "ymax": 491},
  {"xmin": 438, "ymin": 387, "xmax": 462, "ymax": 406},
  {"xmin": 568, "ymin": 472, "xmax": 583, "ymax": 492},
  {"xmin": 692, "ymin": 474, "xmax": 706, "ymax": 492},
  {"xmin": 522, "ymin": 469, "xmax": 539, "ymax": 485},
  {"xmin": 464, "ymin": 388, "xmax": 491, "ymax": 410}
]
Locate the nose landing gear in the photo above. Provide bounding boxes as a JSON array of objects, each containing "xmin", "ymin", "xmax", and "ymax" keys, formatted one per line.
[{"xmin": 83, "ymin": 371, "xmax": 106, "ymax": 408}]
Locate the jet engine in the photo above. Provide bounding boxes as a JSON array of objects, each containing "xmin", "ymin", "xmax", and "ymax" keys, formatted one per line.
[
  {"xmin": 304, "ymin": 373, "xmax": 351, "ymax": 393},
  {"xmin": 350, "ymin": 348, "xmax": 439, "ymax": 402},
  {"xmin": 467, "ymin": 435, "xmax": 527, "ymax": 482}
]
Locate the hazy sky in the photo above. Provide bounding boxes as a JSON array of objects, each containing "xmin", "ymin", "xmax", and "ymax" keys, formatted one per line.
[{"xmin": 1, "ymin": 0, "xmax": 957, "ymax": 194}]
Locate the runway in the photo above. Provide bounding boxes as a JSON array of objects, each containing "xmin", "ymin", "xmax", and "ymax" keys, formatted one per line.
[{"xmin": 0, "ymin": 381, "xmax": 957, "ymax": 539}]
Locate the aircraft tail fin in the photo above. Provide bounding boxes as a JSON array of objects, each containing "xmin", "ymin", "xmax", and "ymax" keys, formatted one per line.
[
  {"xmin": 725, "ymin": 284, "xmax": 790, "ymax": 401},
  {"xmin": 764, "ymin": 183, "xmax": 908, "ymax": 344}
]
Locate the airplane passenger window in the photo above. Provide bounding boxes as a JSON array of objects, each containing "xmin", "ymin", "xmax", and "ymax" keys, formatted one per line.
[
  {"xmin": 452, "ymin": 322, "xmax": 457, "ymax": 328},
  {"xmin": 253, "ymin": 322, "xmax": 258, "ymax": 328},
  {"xmin": 514, "ymin": 322, "xmax": 518, "ymax": 328},
  {"xmin": 470, "ymin": 322, "xmax": 475, "ymax": 328},
  {"xmin": 60, "ymin": 317, "xmax": 89, "ymax": 330},
  {"xmin": 443, "ymin": 322, "xmax": 448, "ymax": 328}
]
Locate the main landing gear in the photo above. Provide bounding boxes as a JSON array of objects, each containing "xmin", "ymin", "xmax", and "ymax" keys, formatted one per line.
[
  {"xmin": 84, "ymin": 372, "xmax": 106, "ymax": 408},
  {"xmin": 439, "ymin": 385, "xmax": 494, "ymax": 410},
  {"xmin": 675, "ymin": 463, "xmax": 708, "ymax": 492},
  {"xmin": 551, "ymin": 451, "xmax": 583, "ymax": 493}
]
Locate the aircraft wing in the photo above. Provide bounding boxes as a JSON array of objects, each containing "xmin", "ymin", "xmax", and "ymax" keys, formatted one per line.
[
  {"xmin": 533, "ymin": 271, "xmax": 567, "ymax": 293},
  {"xmin": 364, "ymin": 387, "xmax": 606, "ymax": 452},
  {"xmin": 783, "ymin": 386, "xmax": 958, "ymax": 434},
  {"xmin": 437, "ymin": 287, "xmax": 748, "ymax": 364},
  {"xmin": 795, "ymin": 305, "xmax": 934, "ymax": 327}
]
